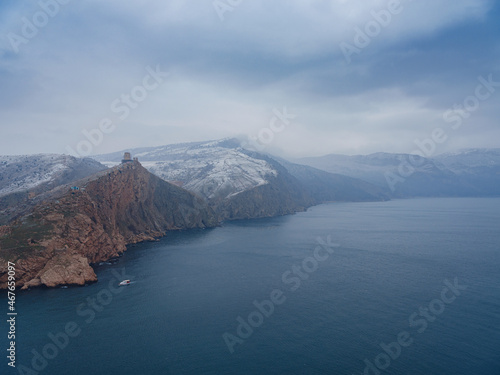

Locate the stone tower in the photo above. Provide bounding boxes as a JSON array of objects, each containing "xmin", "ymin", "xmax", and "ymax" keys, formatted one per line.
[{"xmin": 122, "ymin": 152, "xmax": 133, "ymax": 163}]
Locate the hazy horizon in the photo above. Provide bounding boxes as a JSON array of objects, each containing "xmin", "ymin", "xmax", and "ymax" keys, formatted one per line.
[{"xmin": 1, "ymin": 135, "xmax": 499, "ymax": 160}]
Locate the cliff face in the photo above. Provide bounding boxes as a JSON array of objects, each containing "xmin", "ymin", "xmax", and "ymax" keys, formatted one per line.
[
  {"xmin": 216, "ymin": 168, "xmax": 314, "ymax": 220},
  {"xmin": 0, "ymin": 161, "xmax": 217, "ymax": 289}
]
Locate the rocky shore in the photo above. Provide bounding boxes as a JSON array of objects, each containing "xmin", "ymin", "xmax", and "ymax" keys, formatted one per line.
[{"xmin": 0, "ymin": 161, "xmax": 217, "ymax": 289}]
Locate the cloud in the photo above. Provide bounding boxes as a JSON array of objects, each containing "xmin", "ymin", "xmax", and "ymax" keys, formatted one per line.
[{"xmin": 0, "ymin": 0, "xmax": 498, "ymax": 157}]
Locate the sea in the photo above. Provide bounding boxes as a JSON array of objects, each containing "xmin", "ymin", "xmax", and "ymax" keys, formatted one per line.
[{"xmin": 2, "ymin": 197, "xmax": 500, "ymax": 375}]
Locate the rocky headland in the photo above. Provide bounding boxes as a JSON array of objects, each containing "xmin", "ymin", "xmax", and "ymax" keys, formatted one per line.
[{"xmin": 0, "ymin": 160, "xmax": 217, "ymax": 289}]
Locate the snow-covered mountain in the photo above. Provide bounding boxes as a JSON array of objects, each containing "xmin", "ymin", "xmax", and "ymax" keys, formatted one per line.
[
  {"xmin": 433, "ymin": 149, "xmax": 500, "ymax": 197},
  {"xmin": 95, "ymin": 139, "xmax": 310, "ymax": 219},
  {"xmin": 434, "ymin": 148, "xmax": 500, "ymax": 172},
  {"xmin": 0, "ymin": 154, "xmax": 108, "ymax": 224},
  {"xmin": 94, "ymin": 139, "xmax": 388, "ymax": 219},
  {"xmin": 0, "ymin": 154, "xmax": 107, "ymax": 198},
  {"xmin": 94, "ymin": 139, "xmax": 278, "ymax": 201}
]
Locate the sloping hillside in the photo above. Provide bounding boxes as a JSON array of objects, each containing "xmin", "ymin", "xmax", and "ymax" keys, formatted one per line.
[
  {"xmin": 0, "ymin": 154, "xmax": 108, "ymax": 224},
  {"xmin": 0, "ymin": 154, "xmax": 107, "ymax": 197}
]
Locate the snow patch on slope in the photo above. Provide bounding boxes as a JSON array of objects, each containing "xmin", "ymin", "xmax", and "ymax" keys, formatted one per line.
[
  {"xmin": 98, "ymin": 140, "xmax": 277, "ymax": 200},
  {"xmin": 0, "ymin": 154, "xmax": 71, "ymax": 197}
]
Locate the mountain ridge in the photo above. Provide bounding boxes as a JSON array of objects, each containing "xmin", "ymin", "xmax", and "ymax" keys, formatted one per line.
[
  {"xmin": 94, "ymin": 139, "xmax": 389, "ymax": 218},
  {"xmin": 296, "ymin": 148, "xmax": 500, "ymax": 197}
]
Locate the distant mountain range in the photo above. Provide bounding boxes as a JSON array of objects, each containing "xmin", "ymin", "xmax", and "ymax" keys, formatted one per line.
[{"xmin": 296, "ymin": 148, "xmax": 500, "ymax": 198}]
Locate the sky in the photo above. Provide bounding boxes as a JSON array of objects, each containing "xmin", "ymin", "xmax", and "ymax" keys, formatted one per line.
[{"xmin": 0, "ymin": 0, "xmax": 499, "ymax": 158}]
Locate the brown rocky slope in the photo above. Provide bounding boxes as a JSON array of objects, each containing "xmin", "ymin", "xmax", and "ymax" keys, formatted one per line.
[{"xmin": 0, "ymin": 160, "xmax": 217, "ymax": 289}]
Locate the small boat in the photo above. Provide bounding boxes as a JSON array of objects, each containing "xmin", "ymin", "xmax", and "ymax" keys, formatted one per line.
[{"xmin": 119, "ymin": 280, "xmax": 131, "ymax": 286}]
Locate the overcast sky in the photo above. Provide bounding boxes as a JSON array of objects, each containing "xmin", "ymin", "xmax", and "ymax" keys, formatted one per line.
[{"xmin": 0, "ymin": 0, "xmax": 499, "ymax": 158}]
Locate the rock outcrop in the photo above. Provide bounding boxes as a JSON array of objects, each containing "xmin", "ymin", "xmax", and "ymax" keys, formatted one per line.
[{"xmin": 0, "ymin": 161, "xmax": 217, "ymax": 289}]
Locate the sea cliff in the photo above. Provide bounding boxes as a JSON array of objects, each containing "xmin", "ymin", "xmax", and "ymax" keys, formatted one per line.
[{"xmin": 0, "ymin": 161, "xmax": 217, "ymax": 289}]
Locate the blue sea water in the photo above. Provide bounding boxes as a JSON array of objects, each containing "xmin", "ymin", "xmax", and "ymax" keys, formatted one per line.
[{"xmin": 2, "ymin": 198, "xmax": 500, "ymax": 375}]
